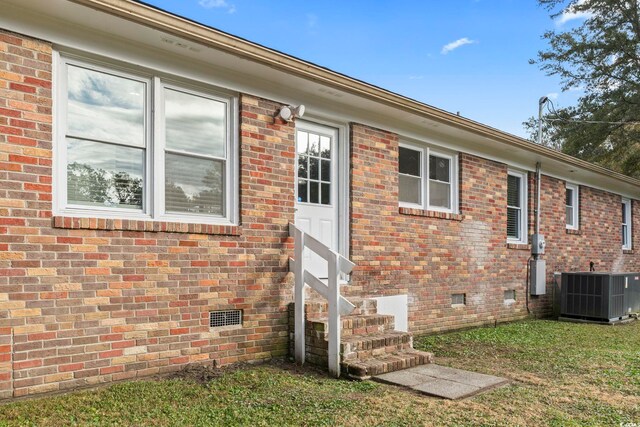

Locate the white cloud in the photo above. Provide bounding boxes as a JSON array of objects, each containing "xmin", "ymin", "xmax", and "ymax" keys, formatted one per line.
[
  {"xmin": 409, "ymin": 75, "xmax": 424, "ymax": 80},
  {"xmin": 307, "ymin": 14, "xmax": 318, "ymax": 30},
  {"xmin": 557, "ymin": 0, "xmax": 592, "ymax": 25},
  {"xmin": 441, "ymin": 37, "xmax": 477, "ymax": 55},
  {"xmin": 198, "ymin": 0, "xmax": 236, "ymax": 14},
  {"xmin": 546, "ymin": 92, "xmax": 559, "ymax": 100}
]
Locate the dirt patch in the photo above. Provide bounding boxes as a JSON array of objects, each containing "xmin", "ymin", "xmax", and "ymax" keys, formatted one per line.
[{"xmin": 168, "ymin": 357, "xmax": 330, "ymax": 384}]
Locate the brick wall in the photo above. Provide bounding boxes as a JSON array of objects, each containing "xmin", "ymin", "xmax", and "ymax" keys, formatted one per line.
[
  {"xmin": 539, "ymin": 176, "xmax": 639, "ymax": 273},
  {"xmin": 0, "ymin": 30, "xmax": 54, "ymax": 399},
  {"xmin": 0, "ymin": 30, "xmax": 296, "ymax": 398},
  {"xmin": 349, "ymin": 123, "xmax": 640, "ymax": 334},
  {"xmin": 1, "ymin": 28, "xmax": 639, "ymax": 399}
]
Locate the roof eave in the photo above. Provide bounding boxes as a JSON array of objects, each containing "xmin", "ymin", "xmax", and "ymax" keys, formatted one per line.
[{"xmin": 69, "ymin": 0, "xmax": 640, "ymax": 188}]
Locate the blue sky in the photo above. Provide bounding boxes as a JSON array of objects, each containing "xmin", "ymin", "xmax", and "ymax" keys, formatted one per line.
[{"xmin": 142, "ymin": 0, "xmax": 585, "ymax": 138}]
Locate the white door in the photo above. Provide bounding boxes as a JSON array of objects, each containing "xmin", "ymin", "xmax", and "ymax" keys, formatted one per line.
[{"xmin": 295, "ymin": 122, "xmax": 339, "ymax": 279}]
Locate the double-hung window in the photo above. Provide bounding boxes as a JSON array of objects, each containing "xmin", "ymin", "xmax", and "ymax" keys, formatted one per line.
[
  {"xmin": 565, "ymin": 183, "xmax": 579, "ymax": 230},
  {"xmin": 398, "ymin": 143, "xmax": 458, "ymax": 213},
  {"xmin": 63, "ymin": 63, "xmax": 148, "ymax": 211},
  {"xmin": 507, "ymin": 170, "xmax": 528, "ymax": 244},
  {"xmin": 622, "ymin": 198, "xmax": 632, "ymax": 250},
  {"xmin": 56, "ymin": 55, "xmax": 237, "ymax": 225}
]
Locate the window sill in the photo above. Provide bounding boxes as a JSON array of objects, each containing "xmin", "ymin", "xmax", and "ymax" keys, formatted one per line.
[
  {"xmin": 52, "ymin": 216, "xmax": 241, "ymax": 236},
  {"xmin": 398, "ymin": 207, "xmax": 464, "ymax": 221},
  {"xmin": 566, "ymin": 228, "xmax": 581, "ymax": 235},
  {"xmin": 507, "ymin": 243, "xmax": 531, "ymax": 251},
  {"xmin": 623, "ymin": 249, "xmax": 634, "ymax": 255}
]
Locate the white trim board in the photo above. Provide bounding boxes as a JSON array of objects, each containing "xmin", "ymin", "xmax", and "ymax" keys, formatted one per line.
[{"xmin": 373, "ymin": 295, "xmax": 408, "ymax": 332}]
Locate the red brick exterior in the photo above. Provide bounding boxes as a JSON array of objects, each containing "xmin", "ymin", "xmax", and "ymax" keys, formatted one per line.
[
  {"xmin": 0, "ymin": 30, "xmax": 639, "ymax": 399},
  {"xmin": 0, "ymin": 31, "xmax": 298, "ymax": 398},
  {"xmin": 348, "ymin": 123, "xmax": 640, "ymax": 333}
]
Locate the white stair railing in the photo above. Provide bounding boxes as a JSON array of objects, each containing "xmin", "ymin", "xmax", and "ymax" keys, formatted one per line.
[{"xmin": 289, "ymin": 223, "xmax": 355, "ymax": 377}]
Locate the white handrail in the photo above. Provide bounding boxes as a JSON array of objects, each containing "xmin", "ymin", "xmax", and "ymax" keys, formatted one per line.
[{"xmin": 289, "ymin": 222, "xmax": 355, "ymax": 377}]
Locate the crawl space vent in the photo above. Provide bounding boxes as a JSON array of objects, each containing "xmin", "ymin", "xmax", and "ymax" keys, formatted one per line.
[
  {"xmin": 209, "ymin": 310, "xmax": 242, "ymax": 328},
  {"xmin": 451, "ymin": 293, "xmax": 466, "ymax": 306},
  {"xmin": 504, "ymin": 290, "xmax": 516, "ymax": 301}
]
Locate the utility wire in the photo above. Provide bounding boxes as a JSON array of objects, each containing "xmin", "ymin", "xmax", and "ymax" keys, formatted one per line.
[
  {"xmin": 543, "ymin": 117, "xmax": 640, "ymax": 125},
  {"xmin": 542, "ymin": 98, "xmax": 640, "ymax": 125}
]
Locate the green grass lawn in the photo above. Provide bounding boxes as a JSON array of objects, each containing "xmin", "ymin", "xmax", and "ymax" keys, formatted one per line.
[{"xmin": 1, "ymin": 319, "xmax": 639, "ymax": 426}]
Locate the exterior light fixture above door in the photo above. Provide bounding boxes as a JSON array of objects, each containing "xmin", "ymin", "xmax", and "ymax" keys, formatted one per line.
[{"xmin": 277, "ymin": 104, "xmax": 305, "ymax": 122}]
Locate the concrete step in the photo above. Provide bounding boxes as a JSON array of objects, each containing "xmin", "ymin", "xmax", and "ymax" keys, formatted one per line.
[
  {"xmin": 341, "ymin": 349, "xmax": 435, "ymax": 381},
  {"xmin": 373, "ymin": 365, "xmax": 509, "ymax": 400},
  {"xmin": 340, "ymin": 331, "xmax": 413, "ymax": 361},
  {"xmin": 307, "ymin": 313, "xmax": 395, "ymax": 337}
]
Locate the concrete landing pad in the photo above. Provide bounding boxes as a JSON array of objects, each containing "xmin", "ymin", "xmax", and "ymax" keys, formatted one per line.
[{"xmin": 373, "ymin": 364, "xmax": 509, "ymax": 400}]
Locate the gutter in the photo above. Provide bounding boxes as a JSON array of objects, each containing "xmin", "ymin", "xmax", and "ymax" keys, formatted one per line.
[{"xmin": 69, "ymin": 0, "xmax": 640, "ymax": 188}]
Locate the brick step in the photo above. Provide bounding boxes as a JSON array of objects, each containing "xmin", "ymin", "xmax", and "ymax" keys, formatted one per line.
[
  {"xmin": 307, "ymin": 313, "xmax": 395, "ymax": 337},
  {"xmin": 341, "ymin": 349, "xmax": 435, "ymax": 380},
  {"xmin": 340, "ymin": 331, "xmax": 413, "ymax": 362},
  {"xmin": 304, "ymin": 298, "xmax": 378, "ymax": 316}
]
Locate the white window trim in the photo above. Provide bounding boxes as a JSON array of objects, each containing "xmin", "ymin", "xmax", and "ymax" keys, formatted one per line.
[
  {"xmin": 507, "ymin": 169, "xmax": 528, "ymax": 244},
  {"xmin": 622, "ymin": 197, "xmax": 632, "ymax": 250},
  {"xmin": 54, "ymin": 53, "xmax": 239, "ymax": 226},
  {"xmin": 398, "ymin": 142, "xmax": 458, "ymax": 214},
  {"xmin": 566, "ymin": 183, "xmax": 579, "ymax": 230}
]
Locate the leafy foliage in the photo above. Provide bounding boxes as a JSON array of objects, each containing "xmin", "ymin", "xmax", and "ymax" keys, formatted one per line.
[
  {"xmin": 191, "ymin": 166, "xmax": 223, "ymax": 214},
  {"xmin": 67, "ymin": 162, "xmax": 142, "ymax": 208},
  {"xmin": 67, "ymin": 160, "xmax": 223, "ymax": 213},
  {"xmin": 528, "ymin": 0, "xmax": 640, "ymax": 178},
  {"xmin": 67, "ymin": 162, "xmax": 111, "ymax": 204}
]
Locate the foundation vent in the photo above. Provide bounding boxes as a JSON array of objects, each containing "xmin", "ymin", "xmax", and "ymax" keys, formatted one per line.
[
  {"xmin": 451, "ymin": 293, "xmax": 466, "ymax": 306},
  {"xmin": 504, "ymin": 290, "xmax": 516, "ymax": 301},
  {"xmin": 209, "ymin": 310, "xmax": 242, "ymax": 328}
]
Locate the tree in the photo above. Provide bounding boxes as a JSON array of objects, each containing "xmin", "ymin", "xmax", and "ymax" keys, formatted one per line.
[
  {"xmin": 192, "ymin": 164, "xmax": 223, "ymax": 215},
  {"xmin": 522, "ymin": 114, "xmax": 565, "ymax": 151},
  {"xmin": 67, "ymin": 162, "xmax": 143, "ymax": 208},
  {"xmin": 67, "ymin": 162, "xmax": 110, "ymax": 205},
  {"xmin": 113, "ymin": 171, "xmax": 143, "ymax": 207},
  {"xmin": 528, "ymin": 0, "xmax": 640, "ymax": 178},
  {"xmin": 165, "ymin": 181, "xmax": 192, "ymax": 211}
]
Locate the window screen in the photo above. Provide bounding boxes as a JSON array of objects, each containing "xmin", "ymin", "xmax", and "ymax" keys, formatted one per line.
[
  {"xmin": 622, "ymin": 199, "xmax": 632, "ymax": 249},
  {"xmin": 164, "ymin": 88, "xmax": 226, "ymax": 216},
  {"xmin": 566, "ymin": 187, "xmax": 574, "ymax": 227},
  {"xmin": 429, "ymin": 155, "xmax": 451, "ymax": 209},
  {"xmin": 399, "ymin": 146, "xmax": 422, "ymax": 205},
  {"xmin": 66, "ymin": 65, "xmax": 145, "ymax": 210},
  {"xmin": 507, "ymin": 174, "xmax": 522, "ymax": 239}
]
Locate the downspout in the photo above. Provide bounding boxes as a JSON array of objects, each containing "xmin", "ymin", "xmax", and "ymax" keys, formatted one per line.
[
  {"xmin": 528, "ymin": 96, "xmax": 548, "ymax": 311},
  {"xmin": 526, "ymin": 162, "xmax": 541, "ymax": 315},
  {"xmin": 535, "ymin": 96, "xmax": 547, "ymax": 242},
  {"xmin": 535, "ymin": 161, "xmax": 541, "ymax": 242}
]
